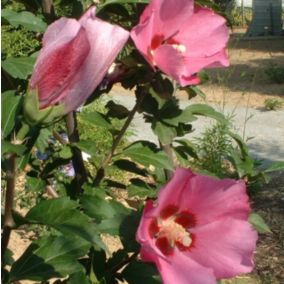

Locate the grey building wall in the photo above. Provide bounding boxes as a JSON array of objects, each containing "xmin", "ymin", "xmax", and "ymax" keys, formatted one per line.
[{"xmin": 246, "ymin": 0, "xmax": 283, "ymax": 36}]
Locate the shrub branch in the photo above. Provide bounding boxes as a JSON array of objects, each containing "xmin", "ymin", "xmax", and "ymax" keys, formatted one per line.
[{"xmin": 94, "ymin": 90, "xmax": 147, "ymax": 186}]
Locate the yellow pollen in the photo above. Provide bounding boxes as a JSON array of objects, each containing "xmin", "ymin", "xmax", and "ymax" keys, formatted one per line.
[
  {"xmin": 171, "ymin": 44, "xmax": 186, "ymax": 53},
  {"xmin": 158, "ymin": 218, "xmax": 192, "ymax": 247}
]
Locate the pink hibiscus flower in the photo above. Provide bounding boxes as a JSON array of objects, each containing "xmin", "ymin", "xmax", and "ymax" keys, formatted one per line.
[
  {"xmin": 30, "ymin": 6, "xmax": 129, "ymax": 114},
  {"xmin": 137, "ymin": 168, "xmax": 257, "ymax": 284},
  {"xmin": 130, "ymin": 0, "xmax": 229, "ymax": 86}
]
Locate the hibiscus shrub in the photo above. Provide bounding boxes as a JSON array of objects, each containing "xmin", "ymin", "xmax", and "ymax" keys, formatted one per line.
[{"xmin": 2, "ymin": 0, "xmax": 274, "ymax": 283}]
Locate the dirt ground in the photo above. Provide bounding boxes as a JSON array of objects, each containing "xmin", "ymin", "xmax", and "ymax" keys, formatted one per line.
[
  {"xmin": 191, "ymin": 29, "xmax": 284, "ymax": 108},
  {"xmin": 6, "ymin": 31, "xmax": 284, "ymax": 283}
]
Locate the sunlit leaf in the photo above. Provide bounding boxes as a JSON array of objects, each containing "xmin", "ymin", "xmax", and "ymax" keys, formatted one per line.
[
  {"xmin": 249, "ymin": 213, "xmax": 271, "ymax": 233},
  {"xmin": 122, "ymin": 141, "xmax": 173, "ymax": 170},
  {"xmin": 2, "ymin": 9, "xmax": 47, "ymax": 32},
  {"xmin": 264, "ymin": 161, "xmax": 284, "ymax": 173},
  {"xmin": 2, "ymin": 56, "xmax": 36, "ymax": 79},
  {"xmin": 9, "ymin": 235, "xmax": 89, "ymax": 282},
  {"xmin": 1, "ymin": 91, "xmax": 21, "ymax": 139},
  {"xmin": 26, "ymin": 197, "xmax": 104, "ymax": 248}
]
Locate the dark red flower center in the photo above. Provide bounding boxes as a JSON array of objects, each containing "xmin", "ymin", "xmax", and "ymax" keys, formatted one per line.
[
  {"xmin": 149, "ymin": 205, "xmax": 196, "ymax": 256},
  {"xmin": 147, "ymin": 32, "xmax": 186, "ymax": 65}
]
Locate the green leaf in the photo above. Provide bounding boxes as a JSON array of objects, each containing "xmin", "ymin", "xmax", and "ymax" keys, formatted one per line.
[
  {"xmin": 2, "ymin": 56, "xmax": 36, "ymax": 79},
  {"xmin": 25, "ymin": 176, "xmax": 46, "ymax": 192},
  {"xmin": 2, "ymin": 140, "xmax": 26, "ymax": 156},
  {"xmin": 264, "ymin": 161, "xmax": 284, "ymax": 173},
  {"xmin": 122, "ymin": 141, "xmax": 173, "ymax": 170},
  {"xmin": 181, "ymin": 86, "xmax": 206, "ymax": 99},
  {"xmin": 152, "ymin": 121, "xmax": 177, "ymax": 145},
  {"xmin": 3, "ymin": 249, "xmax": 14, "ymax": 266},
  {"xmin": 162, "ymin": 107, "xmax": 197, "ymax": 126},
  {"xmin": 76, "ymin": 140, "xmax": 97, "ymax": 157},
  {"xmin": 58, "ymin": 145, "xmax": 72, "ymax": 159},
  {"xmin": 2, "ymin": 9, "xmax": 47, "ymax": 32},
  {"xmin": 1, "ymin": 91, "xmax": 21, "ymax": 139},
  {"xmin": 112, "ymin": 159, "xmax": 148, "ymax": 177},
  {"xmin": 106, "ymin": 100, "xmax": 130, "ymax": 119},
  {"xmin": 26, "ymin": 197, "xmax": 104, "ymax": 248},
  {"xmin": 174, "ymin": 139, "xmax": 199, "ymax": 159},
  {"xmin": 78, "ymin": 112, "xmax": 112, "ymax": 129},
  {"xmin": 81, "ymin": 194, "xmax": 130, "ymax": 235},
  {"xmin": 35, "ymin": 128, "xmax": 52, "ymax": 153},
  {"xmin": 228, "ymin": 131, "xmax": 249, "ymax": 157},
  {"xmin": 249, "ymin": 213, "xmax": 271, "ymax": 233},
  {"xmin": 127, "ymin": 178, "xmax": 156, "ymax": 198},
  {"xmin": 185, "ymin": 104, "xmax": 226, "ymax": 123},
  {"xmin": 98, "ymin": 0, "xmax": 149, "ymax": 12},
  {"xmin": 228, "ymin": 150, "xmax": 255, "ymax": 178},
  {"xmin": 23, "ymin": 89, "xmax": 65, "ymax": 125},
  {"xmin": 121, "ymin": 261, "xmax": 161, "ymax": 284},
  {"xmin": 120, "ymin": 211, "xmax": 141, "ymax": 252},
  {"xmin": 9, "ymin": 235, "xmax": 89, "ymax": 282},
  {"xmin": 67, "ymin": 271, "xmax": 91, "ymax": 284}
]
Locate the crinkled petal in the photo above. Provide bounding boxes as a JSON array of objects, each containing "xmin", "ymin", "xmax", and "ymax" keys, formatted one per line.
[
  {"xmin": 141, "ymin": 246, "xmax": 216, "ymax": 284},
  {"xmin": 190, "ymin": 218, "xmax": 258, "ymax": 278},
  {"xmin": 131, "ymin": 0, "xmax": 229, "ymax": 86},
  {"xmin": 153, "ymin": 168, "xmax": 250, "ymax": 225},
  {"xmin": 136, "ymin": 200, "xmax": 156, "ymax": 244},
  {"xmin": 182, "ymin": 48, "xmax": 229, "ymax": 82},
  {"xmin": 130, "ymin": 10, "xmax": 155, "ymax": 66},
  {"xmin": 139, "ymin": 0, "xmax": 194, "ymax": 39},
  {"xmin": 177, "ymin": 6, "xmax": 229, "ymax": 58},
  {"xmin": 131, "ymin": 0, "xmax": 194, "ymax": 66},
  {"xmin": 41, "ymin": 18, "xmax": 80, "ymax": 48},
  {"xmin": 154, "ymin": 45, "xmax": 228, "ymax": 86},
  {"xmin": 62, "ymin": 7, "xmax": 129, "ymax": 113},
  {"xmin": 31, "ymin": 25, "xmax": 90, "ymax": 108}
]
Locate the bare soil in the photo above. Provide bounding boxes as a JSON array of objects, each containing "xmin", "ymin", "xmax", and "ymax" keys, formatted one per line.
[{"xmin": 189, "ymin": 29, "xmax": 284, "ymax": 108}]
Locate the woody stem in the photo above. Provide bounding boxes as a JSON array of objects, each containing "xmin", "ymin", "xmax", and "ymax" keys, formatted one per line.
[
  {"xmin": 1, "ymin": 123, "xmax": 31, "ymax": 262},
  {"xmin": 93, "ymin": 91, "xmax": 147, "ymax": 186},
  {"xmin": 1, "ymin": 154, "xmax": 16, "ymax": 261},
  {"xmin": 65, "ymin": 112, "xmax": 88, "ymax": 196}
]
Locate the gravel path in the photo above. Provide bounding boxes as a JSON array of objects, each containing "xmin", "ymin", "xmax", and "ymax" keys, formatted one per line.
[{"xmin": 109, "ymin": 91, "xmax": 284, "ymax": 166}]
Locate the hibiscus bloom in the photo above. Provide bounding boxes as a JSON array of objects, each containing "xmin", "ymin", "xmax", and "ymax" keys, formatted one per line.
[
  {"xmin": 137, "ymin": 168, "xmax": 257, "ymax": 284},
  {"xmin": 29, "ymin": 6, "xmax": 129, "ymax": 114},
  {"xmin": 131, "ymin": 0, "xmax": 229, "ymax": 86}
]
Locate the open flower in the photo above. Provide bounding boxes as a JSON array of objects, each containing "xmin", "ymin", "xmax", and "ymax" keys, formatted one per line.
[
  {"xmin": 29, "ymin": 6, "xmax": 129, "ymax": 114},
  {"xmin": 137, "ymin": 168, "xmax": 257, "ymax": 284},
  {"xmin": 131, "ymin": 0, "xmax": 229, "ymax": 86}
]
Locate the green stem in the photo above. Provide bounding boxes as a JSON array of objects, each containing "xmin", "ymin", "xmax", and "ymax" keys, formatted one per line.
[
  {"xmin": 94, "ymin": 91, "xmax": 147, "ymax": 186},
  {"xmin": 16, "ymin": 123, "xmax": 30, "ymax": 141},
  {"xmin": 159, "ymin": 142, "xmax": 174, "ymax": 180},
  {"xmin": 41, "ymin": 0, "xmax": 56, "ymax": 24},
  {"xmin": 65, "ymin": 112, "xmax": 87, "ymax": 196}
]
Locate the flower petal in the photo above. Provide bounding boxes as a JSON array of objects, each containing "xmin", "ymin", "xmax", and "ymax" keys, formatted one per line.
[
  {"xmin": 189, "ymin": 218, "xmax": 258, "ymax": 278},
  {"xmin": 31, "ymin": 25, "xmax": 90, "ymax": 108},
  {"xmin": 130, "ymin": 9, "xmax": 155, "ymax": 66},
  {"xmin": 154, "ymin": 46, "xmax": 228, "ymax": 87},
  {"xmin": 154, "ymin": 44, "xmax": 188, "ymax": 85},
  {"xmin": 140, "ymin": 0, "xmax": 194, "ymax": 40},
  {"xmin": 141, "ymin": 247, "xmax": 216, "ymax": 284},
  {"xmin": 154, "ymin": 168, "xmax": 250, "ymax": 226},
  {"xmin": 62, "ymin": 8, "xmax": 129, "ymax": 113},
  {"xmin": 131, "ymin": 0, "xmax": 229, "ymax": 86},
  {"xmin": 176, "ymin": 6, "xmax": 229, "ymax": 58}
]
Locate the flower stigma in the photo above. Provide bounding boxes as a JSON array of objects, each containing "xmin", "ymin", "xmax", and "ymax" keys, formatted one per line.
[{"xmin": 158, "ymin": 217, "xmax": 192, "ymax": 248}]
